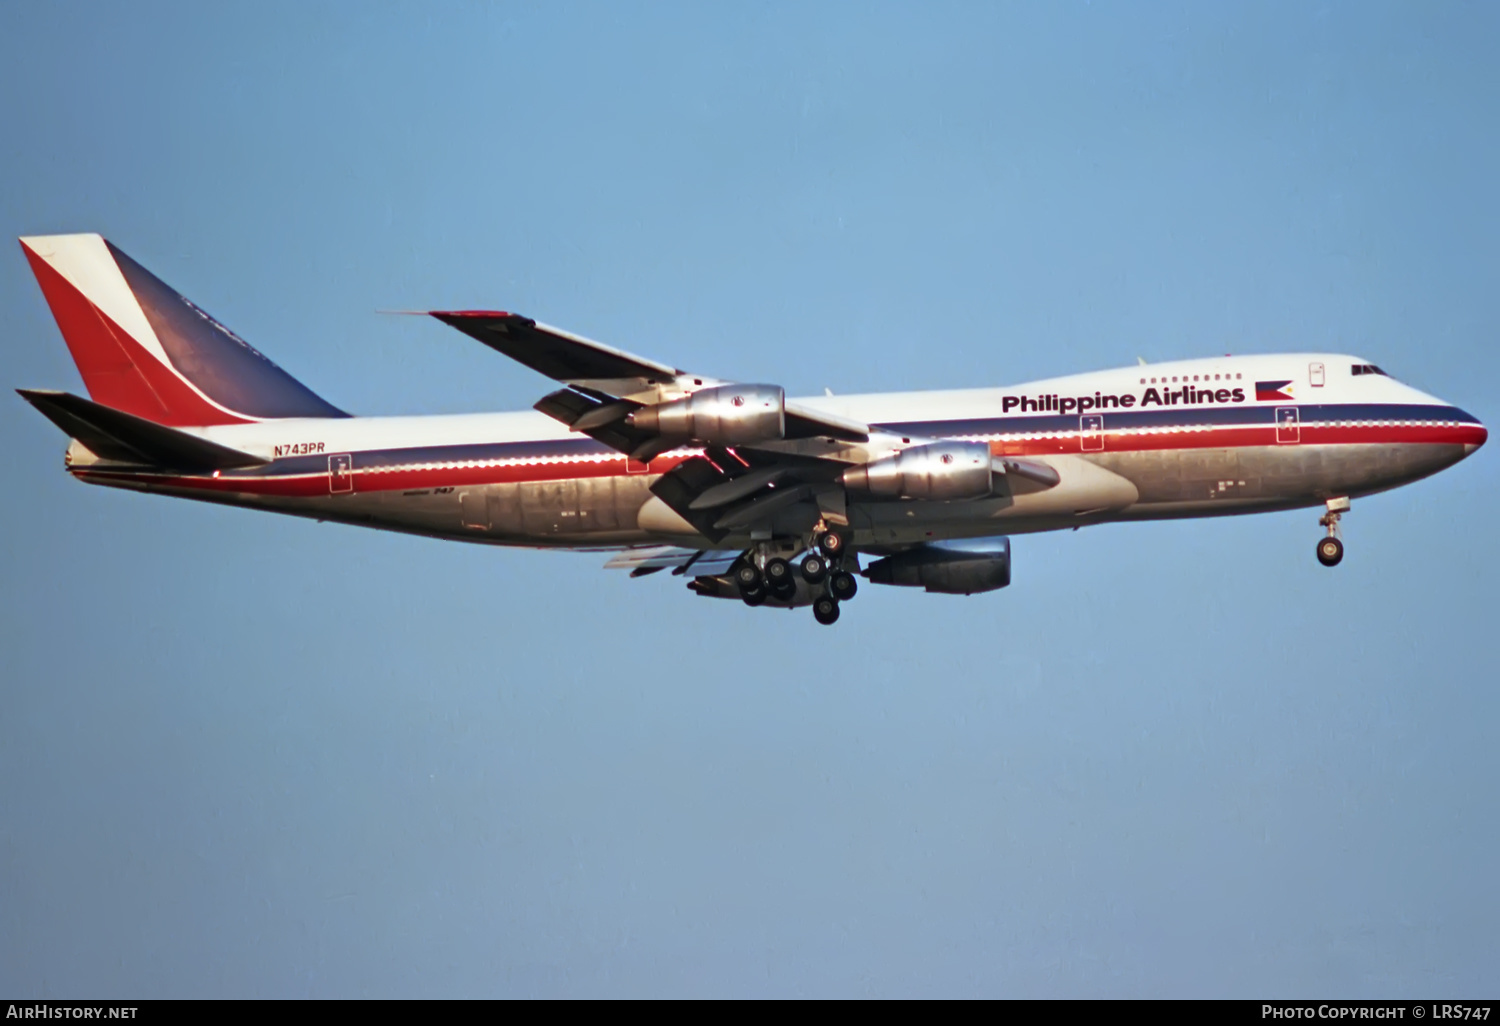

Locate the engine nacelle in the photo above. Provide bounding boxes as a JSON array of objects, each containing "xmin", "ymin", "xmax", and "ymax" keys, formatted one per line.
[
  {"xmin": 627, "ymin": 384, "xmax": 785, "ymax": 445},
  {"xmin": 863, "ymin": 537, "xmax": 1011, "ymax": 595},
  {"xmin": 842, "ymin": 441, "xmax": 996, "ymax": 501}
]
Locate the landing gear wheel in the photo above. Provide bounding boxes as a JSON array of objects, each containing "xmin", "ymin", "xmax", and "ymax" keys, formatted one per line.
[
  {"xmin": 1317, "ymin": 498, "xmax": 1349, "ymax": 567},
  {"xmin": 770, "ymin": 580, "xmax": 797, "ymax": 601},
  {"xmin": 817, "ymin": 531, "xmax": 846, "ymax": 558},
  {"xmin": 734, "ymin": 563, "xmax": 764, "ymax": 594},
  {"xmin": 764, "ymin": 558, "xmax": 793, "ymax": 590},
  {"xmin": 799, "ymin": 554, "xmax": 828, "ymax": 585},
  {"xmin": 742, "ymin": 587, "xmax": 767, "ymax": 607},
  {"xmin": 829, "ymin": 571, "xmax": 858, "ymax": 602},
  {"xmin": 812, "ymin": 596, "xmax": 840, "ymax": 625}
]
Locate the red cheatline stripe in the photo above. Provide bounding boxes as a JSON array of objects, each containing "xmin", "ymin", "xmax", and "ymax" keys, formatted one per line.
[{"xmin": 72, "ymin": 428, "xmax": 1482, "ymax": 498}]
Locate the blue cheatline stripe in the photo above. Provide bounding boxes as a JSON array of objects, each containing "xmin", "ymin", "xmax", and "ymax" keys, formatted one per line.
[
  {"xmin": 233, "ymin": 436, "xmax": 623, "ymax": 477},
  {"xmin": 879, "ymin": 403, "xmax": 1478, "ymax": 437},
  {"xmin": 230, "ymin": 403, "xmax": 1478, "ymax": 479}
]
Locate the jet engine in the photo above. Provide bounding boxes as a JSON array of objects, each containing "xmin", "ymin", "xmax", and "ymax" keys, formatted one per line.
[
  {"xmin": 863, "ymin": 537, "xmax": 1012, "ymax": 595},
  {"xmin": 841, "ymin": 441, "xmax": 997, "ymax": 501},
  {"xmin": 627, "ymin": 384, "xmax": 785, "ymax": 445}
]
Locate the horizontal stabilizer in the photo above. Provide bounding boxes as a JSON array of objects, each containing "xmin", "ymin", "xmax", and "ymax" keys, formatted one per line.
[{"xmin": 17, "ymin": 389, "xmax": 269, "ymax": 470}]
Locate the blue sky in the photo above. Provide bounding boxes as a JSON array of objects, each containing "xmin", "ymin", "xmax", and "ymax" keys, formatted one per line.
[{"xmin": 1, "ymin": 1, "xmax": 1496, "ymax": 997}]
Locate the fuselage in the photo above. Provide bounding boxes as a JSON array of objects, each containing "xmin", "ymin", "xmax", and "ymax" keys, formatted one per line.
[{"xmin": 64, "ymin": 352, "xmax": 1486, "ymax": 550}]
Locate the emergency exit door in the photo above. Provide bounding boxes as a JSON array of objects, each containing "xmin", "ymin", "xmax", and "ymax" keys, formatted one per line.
[
  {"xmin": 328, "ymin": 453, "xmax": 354, "ymax": 493},
  {"xmin": 1275, "ymin": 407, "xmax": 1300, "ymax": 444},
  {"xmin": 1080, "ymin": 414, "xmax": 1104, "ymax": 451}
]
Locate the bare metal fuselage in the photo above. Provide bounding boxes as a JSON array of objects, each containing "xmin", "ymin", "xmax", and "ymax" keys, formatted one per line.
[{"xmin": 65, "ymin": 352, "xmax": 1484, "ymax": 553}]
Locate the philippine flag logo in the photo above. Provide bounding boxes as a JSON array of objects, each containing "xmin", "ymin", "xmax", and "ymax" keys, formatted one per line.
[{"xmin": 1255, "ymin": 380, "xmax": 1295, "ymax": 402}]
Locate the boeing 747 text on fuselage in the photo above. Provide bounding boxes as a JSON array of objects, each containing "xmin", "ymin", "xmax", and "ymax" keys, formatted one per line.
[{"xmin": 16, "ymin": 235, "xmax": 1487, "ymax": 625}]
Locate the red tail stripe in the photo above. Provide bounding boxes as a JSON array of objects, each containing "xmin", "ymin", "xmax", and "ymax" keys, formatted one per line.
[{"xmin": 23, "ymin": 244, "xmax": 249, "ymax": 426}]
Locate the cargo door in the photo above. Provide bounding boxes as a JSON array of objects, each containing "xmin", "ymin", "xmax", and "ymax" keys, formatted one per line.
[{"xmin": 460, "ymin": 491, "xmax": 489, "ymax": 531}]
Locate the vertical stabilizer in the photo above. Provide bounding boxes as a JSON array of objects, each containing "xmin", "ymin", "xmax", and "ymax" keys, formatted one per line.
[{"xmin": 19, "ymin": 234, "xmax": 346, "ymax": 425}]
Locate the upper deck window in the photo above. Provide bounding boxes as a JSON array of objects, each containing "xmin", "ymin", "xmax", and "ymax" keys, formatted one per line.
[{"xmin": 1352, "ymin": 364, "xmax": 1388, "ymax": 376}]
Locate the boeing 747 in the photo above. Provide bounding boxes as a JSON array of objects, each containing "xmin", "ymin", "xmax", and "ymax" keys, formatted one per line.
[{"xmin": 16, "ymin": 234, "xmax": 1486, "ymax": 624}]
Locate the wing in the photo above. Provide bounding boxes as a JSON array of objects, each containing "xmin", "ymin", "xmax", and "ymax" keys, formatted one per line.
[
  {"xmin": 427, "ymin": 311, "xmax": 1072, "ymax": 549},
  {"xmin": 429, "ymin": 310, "xmax": 868, "ymax": 445},
  {"xmin": 430, "ymin": 311, "xmax": 684, "ymax": 398},
  {"xmin": 429, "ymin": 311, "xmax": 1070, "ymax": 525},
  {"xmin": 429, "ymin": 310, "xmax": 878, "ymax": 539}
]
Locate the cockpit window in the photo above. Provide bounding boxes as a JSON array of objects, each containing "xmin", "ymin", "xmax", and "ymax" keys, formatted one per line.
[{"xmin": 1352, "ymin": 364, "xmax": 1387, "ymax": 376}]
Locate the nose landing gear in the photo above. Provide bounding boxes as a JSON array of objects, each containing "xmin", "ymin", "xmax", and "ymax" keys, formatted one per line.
[{"xmin": 1316, "ymin": 497, "xmax": 1349, "ymax": 567}]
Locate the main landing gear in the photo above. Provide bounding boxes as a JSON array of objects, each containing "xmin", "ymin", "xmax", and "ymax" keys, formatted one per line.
[
  {"xmin": 828, "ymin": 570, "xmax": 858, "ymax": 602},
  {"xmin": 763, "ymin": 557, "xmax": 796, "ymax": 599},
  {"xmin": 799, "ymin": 553, "xmax": 828, "ymax": 584},
  {"xmin": 1316, "ymin": 497, "xmax": 1349, "ymax": 567},
  {"xmin": 736, "ymin": 528, "xmax": 860, "ymax": 626},
  {"xmin": 810, "ymin": 528, "xmax": 856, "ymax": 627}
]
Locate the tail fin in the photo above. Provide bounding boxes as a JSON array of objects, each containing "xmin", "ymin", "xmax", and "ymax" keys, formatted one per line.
[{"xmin": 19, "ymin": 234, "xmax": 347, "ymax": 426}]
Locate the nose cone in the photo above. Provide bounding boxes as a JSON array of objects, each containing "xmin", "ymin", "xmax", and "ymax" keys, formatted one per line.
[{"xmin": 1459, "ymin": 408, "xmax": 1487, "ymax": 457}]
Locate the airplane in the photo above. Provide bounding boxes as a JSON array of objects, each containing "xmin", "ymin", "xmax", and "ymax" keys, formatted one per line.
[{"xmin": 15, "ymin": 233, "xmax": 1487, "ymax": 625}]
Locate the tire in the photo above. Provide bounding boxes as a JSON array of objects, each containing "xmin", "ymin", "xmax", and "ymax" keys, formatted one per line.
[
  {"xmin": 742, "ymin": 587, "xmax": 767, "ymax": 607},
  {"xmin": 764, "ymin": 558, "xmax": 793, "ymax": 590},
  {"xmin": 770, "ymin": 579, "xmax": 797, "ymax": 601},
  {"xmin": 1316, "ymin": 536, "xmax": 1344, "ymax": 567},
  {"xmin": 734, "ymin": 563, "xmax": 764, "ymax": 593},
  {"xmin": 829, "ymin": 571, "xmax": 858, "ymax": 602},
  {"xmin": 799, "ymin": 554, "xmax": 827, "ymax": 585},
  {"xmin": 817, "ymin": 532, "xmax": 846, "ymax": 557},
  {"xmin": 813, "ymin": 596, "xmax": 840, "ymax": 625}
]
